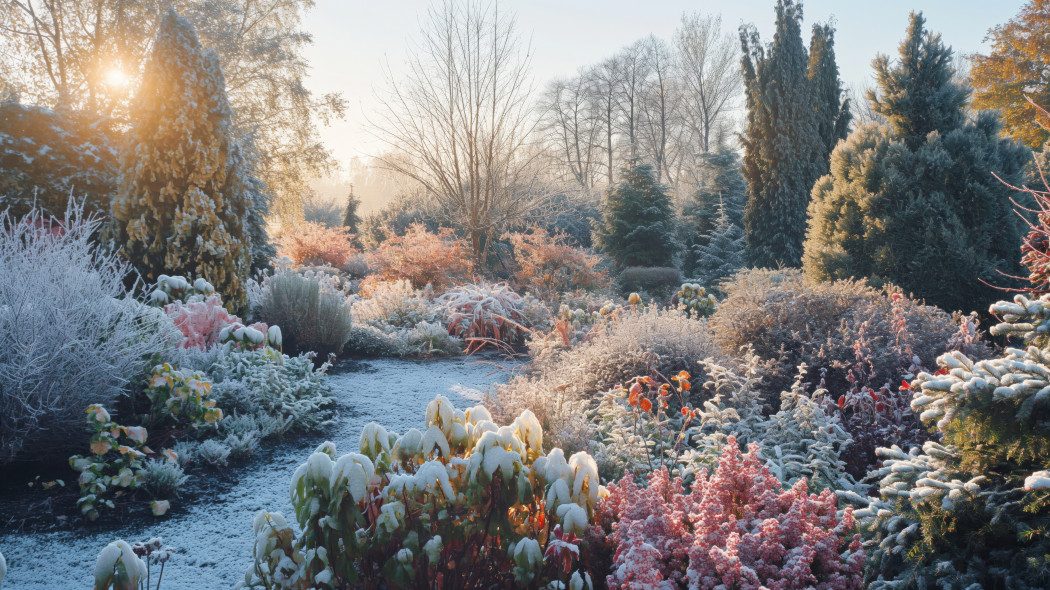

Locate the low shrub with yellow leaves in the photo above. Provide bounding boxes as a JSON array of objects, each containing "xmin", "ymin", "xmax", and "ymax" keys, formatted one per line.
[
  {"xmin": 69, "ymin": 405, "xmax": 179, "ymax": 521},
  {"xmin": 145, "ymin": 363, "xmax": 223, "ymax": 428},
  {"xmin": 242, "ymin": 396, "xmax": 599, "ymax": 589}
]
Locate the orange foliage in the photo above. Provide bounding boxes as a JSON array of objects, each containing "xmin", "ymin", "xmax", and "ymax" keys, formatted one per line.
[
  {"xmin": 276, "ymin": 222, "xmax": 357, "ymax": 268},
  {"xmin": 362, "ymin": 223, "xmax": 474, "ymax": 293},
  {"xmin": 505, "ymin": 228, "xmax": 607, "ymax": 300}
]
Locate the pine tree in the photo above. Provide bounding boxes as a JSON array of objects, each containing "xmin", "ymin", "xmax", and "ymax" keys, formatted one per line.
[
  {"xmin": 111, "ymin": 9, "xmax": 251, "ymax": 309},
  {"xmin": 692, "ymin": 199, "xmax": 744, "ymax": 289},
  {"xmin": 681, "ymin": 149, "xmax": 746, "ymax": 276},
  {"xmin": 593, "ymin": 159, "xmax": 677, "ymax": 268},
  {"xmin": 802, "ymin": 12, "xmax": 1029, "ymax": 314},
  {"xmin": 740, "ymin": 0, "xmax": 833, "ymax": 268}
]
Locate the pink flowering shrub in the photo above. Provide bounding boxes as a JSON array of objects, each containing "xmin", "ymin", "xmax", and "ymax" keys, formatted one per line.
[
  {"xmin": 163, "ymin": 295, "xmax": 240, "ymax": 349},
  {"xmin": 594, "ymin": 438, "xmax": 865, "ymax": 589}
]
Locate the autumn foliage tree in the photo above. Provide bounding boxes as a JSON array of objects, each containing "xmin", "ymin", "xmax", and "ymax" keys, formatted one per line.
[
  {"xmin": 111, "ymin": 9, "xmax": 251, "ymax": 309},
  {"xmin": 971, "ymin": 0, "xmax": 1050, "ymax": 149}
]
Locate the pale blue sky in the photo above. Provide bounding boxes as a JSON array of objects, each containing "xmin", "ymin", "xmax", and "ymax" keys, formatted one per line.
[{"xmin": 302, "ymin": 0, "xmax": 1025, "ymax": 167}]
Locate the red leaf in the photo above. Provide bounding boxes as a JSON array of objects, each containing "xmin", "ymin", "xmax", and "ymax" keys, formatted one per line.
[
  {"xmin": 901, "ymin": 380, "xmax": 910, "ymax": 390},
  {"xmin": 837, "ymin": 396, "xmax": 845, "ymax": 408}
]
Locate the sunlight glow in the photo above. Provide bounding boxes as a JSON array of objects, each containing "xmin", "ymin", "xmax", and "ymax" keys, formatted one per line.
[{"xmin": 104, "ymin": 68, "xmax": 128, "ymax": 88}]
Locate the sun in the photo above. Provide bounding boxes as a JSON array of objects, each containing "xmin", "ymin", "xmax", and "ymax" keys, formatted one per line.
[{"xmin": 104, "ymin": 67, "xmax": 128, "ymax": 88}]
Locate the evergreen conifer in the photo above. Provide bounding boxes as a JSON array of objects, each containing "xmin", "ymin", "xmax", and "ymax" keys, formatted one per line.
[
  {"xmin": 111, "ymin": 9, "xmax": 252, "ymax": 309},
  {"xmin": 593, "ymin": 159, "xmax": 677, "ymax": 268},
  {"xmin": 740, "ymin": 0, "xmax": 844, "ymax": 268},
  {"xmin": 802, "ymin": 12, "xmax": 1029, "ymax": 314}
]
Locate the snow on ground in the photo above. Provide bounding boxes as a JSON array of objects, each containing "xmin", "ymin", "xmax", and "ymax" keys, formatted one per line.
[{"xmin": 0, "ymin": 357, "xmax": 516, "ymax": 589}]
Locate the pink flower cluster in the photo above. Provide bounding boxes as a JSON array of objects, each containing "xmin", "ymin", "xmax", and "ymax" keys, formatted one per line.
[
  {"xmin": 163, "ymin": 295, "xmax": 240, "ymax": 349},
  {"xmin": 596, "ymin": 438, "xmax": 864, "ymax": 590}
]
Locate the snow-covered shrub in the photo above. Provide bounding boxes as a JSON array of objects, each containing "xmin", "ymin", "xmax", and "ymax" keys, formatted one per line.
[
  {"xmin": 196, "ymin": 439, "xmax": 231, "ymax": 468},
  {"xmin": 242, "ymin": 396, "xmax": 598, "ymax": 589},
  {"xmin": 149, "ymin": 274, "xmax": 216, "ymax": 306},
  {"xmin": 69, "ymin": 405, "xmax": 178, "ymax": 521},
  {"xmin": 208, "ymin": 347, "xmax": 334, "ymax": 431},
  {"xmin": 254, "ymin": 265, "xmax": 353, "ymax": 356},
  {"xmin": 361, "ymin": 223, "xmax": 474, "ymax": 292},
  {"xmin": 144, "ymin": 363, "xmax": 223, "ymax": 430},
  {"xmin": 0, "ymin": 205, "xmax": 179, "ymax": 463},
  {"xmin": 593, "ymin": 440, "xmax": 865, "ymax": 589},
  {"xmin": 218, "ymin": 412, "xmax": 290, "ymax": 440},
  {"xmin": 141, "ymin": 458, "xmax": 188, "ymax": 500},
  {"xmin": 673, "ymin": 282, "xmax": 717, "ymax": 317},
  {"xmin": 438, "ymin": 283, "xmax": 528, "ymax": 349},
  {"xmin": 505, "ymin": 227, "xmax": 607, "ymax": 301},
  {"xmin": 709, "ymin": 268, "xmax": 974, "ymax": 400},
  {"xmin": 496, "ymin": 305, "xmax": 728, "ymax": 453},
  {"xmin": 859, "ymin": 293, "xmax": 1050, "ymax": 588},
  {"xmin": 275, "ymin": 221, "xmax": 357, "ymax": 268},
  {"xmin": 350, "ymin": 279, "xmax": 439, "ymax": 328}
]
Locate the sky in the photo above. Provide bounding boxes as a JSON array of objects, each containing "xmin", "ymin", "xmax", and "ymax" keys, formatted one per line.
[{"xmin": 301, "ymin": 0, "xmax": 1025, "ymax": 185}]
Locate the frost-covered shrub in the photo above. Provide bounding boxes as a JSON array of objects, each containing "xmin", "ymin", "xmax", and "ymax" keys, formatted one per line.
[
  {"xmin": 142, "ymin": 458, "xmax": 188, "ymax": 500},
  {"xmin": 242, "ymin": 396, "xmax": 598, "ymax": 589},
  {"xmin": 144, "ymin": 363, "xmax": 223, "ymax": 429},
  {"xmin": 593, "ymin": 364, "xmax": 860, "ymax": 498},
  {"xmin": 350, "ymin": 279, "xmax": 439, "ymax": 329},
  {"xmin": 362, "ymin": 223, "xmax": 474, "ymax": 292},
  {"xmin": 218, "ymin": 412, "xmax": 290, "ymax": 440},
  {"xmin": 505, "ymin": 228, "xmax": 607, "ymax": 301},
  {"xmin": 196, "ymin": 439, "xmax": 231, "ymax": 468},
  {"xmin": 402, "ymin": 321, "xmax": 463, "ymax": 356},
  {"xmin": 208, "ymin": 347, "xmax": 334, "ymax": 431},
  {"xmin": 673, "ymin": 282, "xmax": 717, "ymax": 318},
  {"xmin": 593, "ymin": 441, "xmax": 865, "ymax": 589},
  {"xmin": 0, "ymin": 205, "xmax": 179, "ymax": 464},
  {"xmin": 496, "ymin": 305, "xmax": 727, "ymax": 453},
  {"xmin": 343, "ymin": 324, "xmax": 409, "ymax": 357},
  {"xmin": 438, "ymin": 283, "xmax": 528, "ymax": 349},
  {"xmin": 69, "ymin": 405, "xmax": 178, "ymax": 521},
  {"xmin": 859, "ymin": 293, "xmax": 1050, "ymax": 588},
  {"xmin": 162, "ymin": 294, "xmax": 240, "ymax": 349},
  {"xmin": 275, "ymin": 221, "xmax": 357, "ymax": 268},
  {"xmin": 254, "ymin": 265, "xmax": 353, "ymax": 357},
  {"xmin": 709, "ymin": 268, "xmax": 971, "ymax": 399},
  {"xmin": 149, "ymin": 274, "xmax": 216, "ymax": 306},
  {"xmin": 171, "ymin": 441, "xmax": 198, "ymax": 468},
  {"xmin": 224, "ymin": 432, "xmax": 260, "ymax": 460},
  {"xmin": 615, "ymin": 266, "xmax": 681, "ymax": 301}
]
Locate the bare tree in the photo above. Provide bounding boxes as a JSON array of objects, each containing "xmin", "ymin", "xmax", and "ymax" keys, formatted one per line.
[
  {"xmin": 372, "ymin": 0, "xmax": 543, "ymax": 262},
  {"xmin": 538, "ymin": 70, "xmax": 602, "ymax": 189},
  {"xmin": 637, "ymin": 35, "xmax": 681, "ymax": 186},
  {"xmin": 589, "ymin": 57, "xmax": 621, "ymax": 184},
  {"xmin": 674, "ymin": 12, "xmax": 741, "ymax": 155},
  {"xmin": 615, "ymin": 40, "xmax": 650, "ymax": 159}
]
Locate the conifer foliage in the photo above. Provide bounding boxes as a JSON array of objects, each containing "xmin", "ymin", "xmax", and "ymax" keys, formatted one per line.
[
  {"xmin": 802, "ymin": 13, "xmax": 1028, "ymax": 314},
  {"xmin": 594, "ymin": 159, "xmax": 677, "ymax": 268},
  {"xmin": 740, "ymin": 1, "xmax": 850, "ymax": 269},
  {"xmin": 111, "ymin": 9, "xmax": 252, "ymax": 310},
  {"xmin": 681, "ymin": 149, "xmax": 746, "ymax": 278}
]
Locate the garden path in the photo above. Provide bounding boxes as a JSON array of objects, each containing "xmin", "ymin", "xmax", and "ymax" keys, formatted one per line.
[{"xmin": 0, "ymin": 357, "xmax": 516, "ymax": 589}]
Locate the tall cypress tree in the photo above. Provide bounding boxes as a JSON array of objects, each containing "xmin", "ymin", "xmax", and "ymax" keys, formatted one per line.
[
  {"xmin": 808, "ymin": 23, "xmax": 852, "ymax": 170},
  {"xmin": 111, "ymin": 9, "xmax": 251, "ymax": 309},
  {"xmin": 740, "ymin": 1, "xmax": 832, "ymax": 268},
  {"xmin": 803, "ymin": 12, "xmax": 1029, "ymax": 314},
  {"xmin": 594, "ymin": 158, "xmax": 677, "ymax": 268}
]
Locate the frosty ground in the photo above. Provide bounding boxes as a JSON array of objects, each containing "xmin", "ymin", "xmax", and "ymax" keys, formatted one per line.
[{"xmin": 0, "ymin": 357, "xmax": 515, "ymax": 589}]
